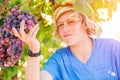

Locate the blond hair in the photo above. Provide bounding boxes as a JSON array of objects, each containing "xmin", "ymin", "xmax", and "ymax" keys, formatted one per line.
[{"xmin": 52, "ymin": 2, "xmax": 97, "ymax": 39}]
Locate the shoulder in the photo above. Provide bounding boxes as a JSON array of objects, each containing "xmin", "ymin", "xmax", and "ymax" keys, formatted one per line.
[
  {"xmin": 45, "ymin": 47, "xmax": 70, "ymax": 66},
  {"xmin": 50, "ymin": 47, "xmax": 69, "ymax": 58},
  {"xmin": 94, "ymin": 38, "xmax": 120, "ymax": 45},
  {"xmin": 94, "ymin": 38, "xmax": 120, "ymax": 49},
  {"xmin": 55, "ymin": 47, "xmax": 69, "ymax": 54}
]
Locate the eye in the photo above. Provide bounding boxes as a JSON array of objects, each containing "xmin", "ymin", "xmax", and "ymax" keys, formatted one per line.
[
  {"xmin": 57, "ymin": 24, "xmax": 64, "ymax": 29},
  {"xmin": 69, "ymin": 21, "xmax": 75, "ymax": 23}
]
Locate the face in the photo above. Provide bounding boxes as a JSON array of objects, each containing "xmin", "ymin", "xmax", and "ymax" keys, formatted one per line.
[{"xmin": 56, "ymin": 10, "xmax": 88, "ymax": 46}]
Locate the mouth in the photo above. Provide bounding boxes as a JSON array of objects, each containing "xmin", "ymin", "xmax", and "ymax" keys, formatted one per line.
[{"xmin": 64, "ymin": 34, "xmax": 72, "ymax": 38}]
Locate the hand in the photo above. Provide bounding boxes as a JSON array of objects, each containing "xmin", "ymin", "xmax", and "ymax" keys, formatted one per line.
[{"xmin": 12, "ymin": 20, "xmax": 40, "ymax": 53}]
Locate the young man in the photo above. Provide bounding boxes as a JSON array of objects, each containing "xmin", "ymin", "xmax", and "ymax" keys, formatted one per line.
[{"xmin": 13, "ymin": 1, "xmax": 120, "ymax": 80}]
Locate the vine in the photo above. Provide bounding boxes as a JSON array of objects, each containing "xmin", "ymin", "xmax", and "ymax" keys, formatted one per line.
[{"xmin": 0, "ymin": 0, "xmax": 32, "ymax": 15}]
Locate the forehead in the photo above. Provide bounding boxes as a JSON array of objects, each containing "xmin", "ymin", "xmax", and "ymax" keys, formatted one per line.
[{"xmin": 57, "ymin": 10, "xmax": 79, "ymax": 22}]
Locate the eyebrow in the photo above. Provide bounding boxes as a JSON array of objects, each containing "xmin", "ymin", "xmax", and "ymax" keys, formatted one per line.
[{"xmin": 57, "ymin": 13, "xmax": 80, "ymax": 23}]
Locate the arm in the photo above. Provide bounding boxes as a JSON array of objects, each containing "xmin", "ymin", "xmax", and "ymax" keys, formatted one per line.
[
  {"xmin": 13, "ymin": 20, "xmax": 55, "ymax": 80},
  {"xmin": 12, "ymin": 20, "xmax": 40, "ymax": 80},
  {"xmin": 40, "ymin": 70, "xmax": 53, "ymax": 80},
  {"xmin": 26, "ymin": 58, "xmax": 53, "ymax": 80},
  {"xmin": 26, "ymin": 57, "xmax": 40, "ymax": 80}
]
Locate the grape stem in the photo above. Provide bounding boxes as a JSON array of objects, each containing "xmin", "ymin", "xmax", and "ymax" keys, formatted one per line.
[{"xmin": 0, "ymin": 0, "xmax": 32, "ymax": 15}]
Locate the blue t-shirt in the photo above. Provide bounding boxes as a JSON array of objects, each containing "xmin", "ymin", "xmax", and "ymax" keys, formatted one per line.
[{"xmin": 43, "ymin": 38, "xmax": 120, "ymax": 80}]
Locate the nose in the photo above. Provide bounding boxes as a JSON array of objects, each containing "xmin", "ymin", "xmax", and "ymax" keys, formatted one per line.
[{"xmin": 62, "ymin": 23, "xmax": 70, "ymax": 32}]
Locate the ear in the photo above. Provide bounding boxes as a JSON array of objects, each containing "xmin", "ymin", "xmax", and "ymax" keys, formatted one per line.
[{"xmin": 78, "ymin": 13, "xmax": 85, "ymax": 25}]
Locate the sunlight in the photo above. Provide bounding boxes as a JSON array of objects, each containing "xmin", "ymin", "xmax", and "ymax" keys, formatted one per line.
[
  {"xmin": 99, "ymin": 3, "xmax": 120, "ymax": 40},
  {"xmin": 41, "ymin": 13, "xmax": 53, "ymax": 25},
  {"xmin": 97, "ymin": 8, "xmax": 108, "ymax": 20}
]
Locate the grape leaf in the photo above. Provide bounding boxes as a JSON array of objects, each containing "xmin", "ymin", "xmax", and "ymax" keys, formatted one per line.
[
  {"xmin": 72, "ymin": 0, "xmax": 94, "ymax": 17},
  {"xmin": 55, "ymin": 0, "xmax": 65, "ymax": 3}
]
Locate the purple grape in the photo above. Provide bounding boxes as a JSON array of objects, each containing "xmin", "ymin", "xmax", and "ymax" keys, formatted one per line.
[
  {"xmin": 27, "ymin": 16, "xmax": 32, "ymax": 20},
  {"xmin": 8, "ymin": 13, "xmax": 13, "ymax": 18},
  {"xmin": 0, "ymin": 47, "xmax": 5, "ymax": 53},
  {"xmin": 24, "ymin": 10, "xmax": 29, "ymax": 15},
  {"xmin": 5, "ymin": 38, "xmax": 9, "ymax": 43},
  {"xmin": 5, "ymin": 32, "xmax": 11, "ymax": 38},
  {"xmin": 0, "ymin": 5, "xmax": 38, "ymax": 67},
  {"xmin": 0, "ymin": 34, "xmax": 2, "ymax": 38},
  {"xmin": 11, "ymin": 16, "xmax": 16, "ymax": 20},
  {"xmin": 6, "ymin": 25, "xmax": 11, "ymax": 30},
  {"xmin": 23, "ymin": 17, "xmax": 27, "ymax": 22},
  {"xmin": 0, "ymin": 61, "xmax": 4, "ymax": 66},
  {"xmin": 12, "ymin": 24, "xmax": 16, "ymax": 28},
  {"xmin": 26, "ymin": 20, "xmax": 33, "ymax": 25},
  {"xmin": 17, "ymin": 15, "xmax": 22, "ymax": 20},
  {"xmin": 16, "ymin": 10, "xmax": 21, "ymax": 14},
  {"xmin": 11, "ymin": 8, "xmax": 16, "ymax": 12},
  {"xmin": 1, "ymin": 40, "xmax": 5, "ymax": 45},
  {"xmin": 13, "ymin": 19, "xmax": 17, "ymax": 24},
  {"xmin": 13, "ymin": 12, "xmax": 18, "ymax": 16}
]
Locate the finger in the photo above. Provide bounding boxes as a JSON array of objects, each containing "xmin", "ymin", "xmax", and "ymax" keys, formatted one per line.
[
  {"xmin": 19, "ymin": 20, "xmax": 25, "ymax": 35},
  {"xmin": 12, "ymin": 28, "xmax": 21, "ymax": 39},
  {"xmin": 25, "ymin": 24, "xmax": 39, "ymax": 42},
  {"xmin": 32, "ymin": 27, "xmax": 40, "ymax": 37},
  {"xmin": 28, "ymin": 24, "xmax": 39, "ymax": 36}
]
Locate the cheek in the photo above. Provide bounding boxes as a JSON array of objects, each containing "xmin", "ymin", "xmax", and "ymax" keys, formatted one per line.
[
  {"xmin": 73, "ymin": 24, "xmax": 82, "ymax": 33},
  {"xmin": 57, "ymin": 29, "xmax": 64, "ymax": 38},
  {"xmin": 73, "ymin": 24, "xmax": 86, "ymax": 36}
]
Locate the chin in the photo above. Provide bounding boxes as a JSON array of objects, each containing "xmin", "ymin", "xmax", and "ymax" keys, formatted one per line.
[{"xmin": 65, "ymin": 40, "xmax": 77, "ymax": 46}]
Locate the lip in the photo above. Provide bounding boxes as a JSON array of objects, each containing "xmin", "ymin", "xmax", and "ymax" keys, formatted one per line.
[{"xmin": 64, "ymin": 34, "xmax": 73, "ymax": 38}]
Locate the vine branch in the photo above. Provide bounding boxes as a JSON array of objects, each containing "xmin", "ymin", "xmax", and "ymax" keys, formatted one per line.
[
  {"xmin": 0, "ymin": 0, "xmax": 32, "ymax": 15},
  {"xmin": 17, "ymin": 0, "xmax": 32, "ymax": 7},
  {"xmin": 0, "ymin": 0, "xmax": 10, "ymax": 15}
]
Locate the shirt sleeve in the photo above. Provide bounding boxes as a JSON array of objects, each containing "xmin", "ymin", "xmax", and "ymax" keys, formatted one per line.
[{"xmin": 42, "ymin": 52, "xmax": 61, "ymax": 80}]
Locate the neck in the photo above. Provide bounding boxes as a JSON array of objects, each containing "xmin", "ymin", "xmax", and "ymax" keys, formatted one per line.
[
  {"xmin": 69, "ymin": 36, "xmax": 93, "ymax": 63},
  {"xmin": 70, "ymin": 37, "xmax": 93, "ymax": 51}
]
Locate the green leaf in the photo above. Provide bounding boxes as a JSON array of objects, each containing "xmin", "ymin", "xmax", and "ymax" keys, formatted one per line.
[
  {"xmin": 73, "ymin": 0, "xmax": 94, "ymax": 16},
  {"xmin": 3, "ymin": 77, "xmax": 11, "ymax": 80},
  {"xmin": 55, "ymin": 0, "xmax": 65, "ymax": 3}
]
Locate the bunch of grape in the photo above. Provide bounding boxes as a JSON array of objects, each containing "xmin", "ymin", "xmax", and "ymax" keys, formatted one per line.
[{"xmin": 0, "ymin": 6, "xmax": 38, "ymax": 67}]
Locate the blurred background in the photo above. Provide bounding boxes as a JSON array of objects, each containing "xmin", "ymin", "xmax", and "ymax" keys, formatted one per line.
[{"xmin": 0, "ymin": 0, "xmax": 120, "ymax": 80}]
